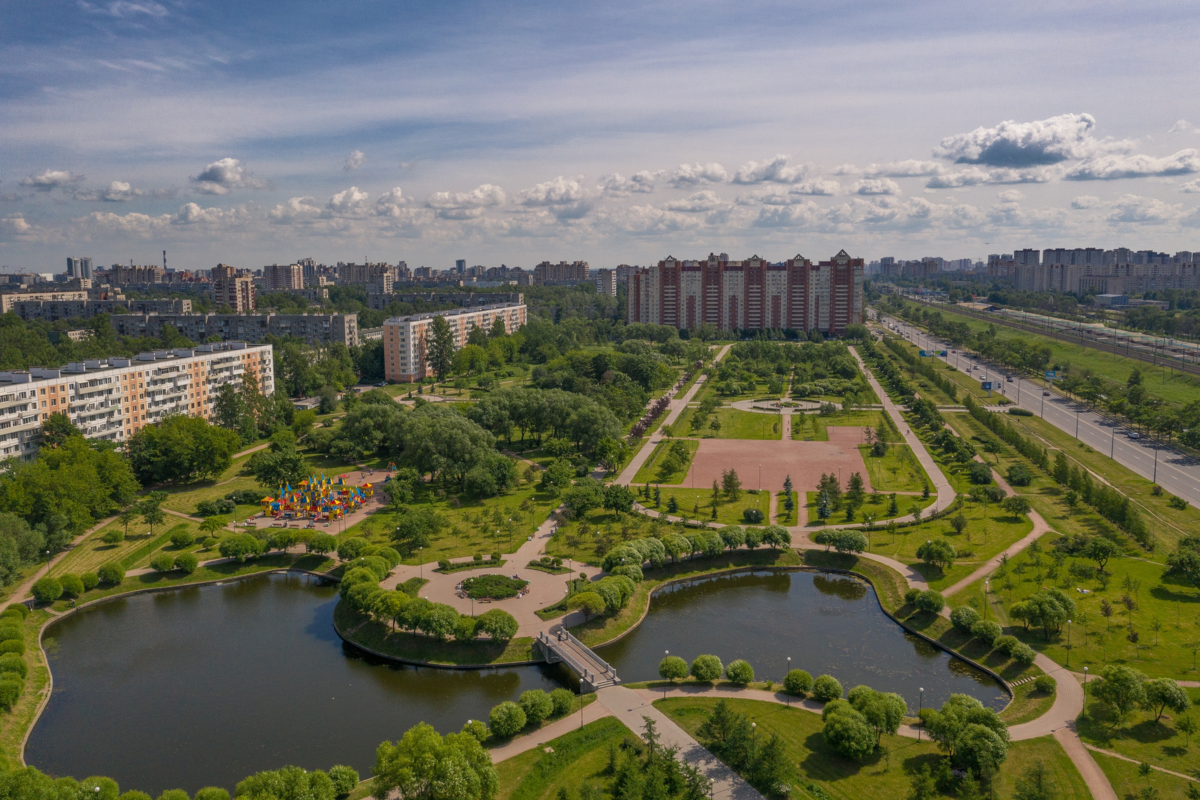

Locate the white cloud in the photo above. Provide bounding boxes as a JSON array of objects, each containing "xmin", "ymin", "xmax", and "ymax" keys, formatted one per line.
[
  {"xmin": 1181, "ymin": 180, "xmax": 1200, "ymax": 194},
  {"xmin": 326, "ymin": 186, "xmax": 371, "ymax": 215},
  {"xmin": 597, "ymin": 171, "xmax": 660, "ymax": 195},
  {"xmin": 935, "ymin": 112, "xmax": 1127, "ymax": 167},
  {"xmin": 374, "ymin": 187, "xmax": 408, "ymax": 216},
  {"xmin": 343, "ymin": 150, "xmax": 366, "ymax": 171},
  {"xmin": 190, "ymin": 158, "xmax": 269, "ymax": 195},
  {"xmin": 864, "ymin": 160, "xmax": 945, "ymax": 178},
  {"xmin": 986, "ymin": 196, "xmax": 1068, "ymax": 228},
  {"xmin": 668, "ymin": 162, "xmax": 728, "ymax": 188},
  {"xmin": 831, "ymin": 164, "xmax": 861, "ymax": 176},
  {"xmin": 732, "ymin": 155, "xmax": 810, "ymax": 185},
  {"xmin": 598, "ymin": 204, "xmax": 700, "ymax": 235},
  {"xmin": 268, "ymin": 196, "xmax": 322, "ymax": 224},
  {"xmin": 1170, "ymin": 120, "xmax": 1195, "ymax": 134},
  {"xmin": 78, "ymin": 1, "xmax": 167, "ymax": 18},
  {"xmin": 74, "ymin": 180, "xmax": 143, "ymax": 202},
  {"xmin": 171, "ymin": 202, "xmax": 250, "ymax": 226},
  {"xmin": 926, "ymin": 166, "xmax": 1058, "ymax": 188},
  {"xmin": 1071, "ymin": 195, "xmax": 1100, "ymax": 209},
  {"xmin": 515, "ymin": 176, "xmax": 592, "ymax": 220},
  {"xmin": 850, "ymin": 178, "xmax": 900, "ymax": 196},
  {"xmin": 425, "ymin": 183, "xmax": 506, "ymax": 219},
  {"xmin": 752, "ymin": 202, "xmax": 822, "ymax": 228},
  {"xmin": 665, "ymin": 190, "xmax": 725, "ymax": 213},
  {"xmin": 0, "ymin": 216, "xmax": 32, "ymax": 236},
  {"xmin": 1106, "ymin": 194, "xmax": 1181, "ymax": 224},
  {"xmin": 21, "ymin": 169, "xmax": 85, "ymax": 189},
  {"xmin": 1065, "ymin": 149, "xmax": 1200, "ymax": 180},
  {"xmin": 997, "ymin": 189, "xmax": 1024, "ymax": 202}
]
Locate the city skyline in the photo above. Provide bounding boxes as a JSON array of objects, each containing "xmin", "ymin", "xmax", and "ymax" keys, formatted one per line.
[{"xmin": 4, "ymin": 1, "xmax": 1200, "ymax": 271}]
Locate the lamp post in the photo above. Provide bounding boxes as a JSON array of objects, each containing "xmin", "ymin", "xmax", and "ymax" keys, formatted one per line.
[
  {"xmin": 1082, "ymin": 667, "xmax": 1089, "ymax": 717},
  {"xmin": 918, "ymin": 687, "xmax": 924, "ymax": 740},
  {"xmin": 786, "ymin": 657, "xmax": 792, "ymax": 706},
  {"xmin": 1111, "ymin": 423, "xmax": 1116, "ymax": 458},
  {"xmin": 1075, "ymin": 406, "xmax": 1081, "ymax": 439},
  {"xmin": 664, "ymin": 650, "xmax": 670, "ymax": 699},
  {"xmin": 1066, "ymin": 619, "xmax": 1073, "ymax": 667},
  {"xmin": 984, "ymin": 580, "xmax": 989, "ymax": 618},
  {"xmin": 418, "ymin": 547, "xmax": 423, "ymax": 580}
]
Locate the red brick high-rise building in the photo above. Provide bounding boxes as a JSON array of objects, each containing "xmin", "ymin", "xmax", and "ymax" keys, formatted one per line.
[{"xmin": 627, "ymin": 250, "xmax": 864, "ymax": 335}]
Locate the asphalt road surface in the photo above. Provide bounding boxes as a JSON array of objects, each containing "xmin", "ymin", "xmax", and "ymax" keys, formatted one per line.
[{"xmin": 873, "ymin": 310, "xmax": 1200, "ymax": 510}]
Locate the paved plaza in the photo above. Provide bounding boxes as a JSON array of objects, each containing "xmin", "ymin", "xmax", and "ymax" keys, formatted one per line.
[{"xmin": 678, "ymin": 426, "xmax": 874, "ymax": 493}]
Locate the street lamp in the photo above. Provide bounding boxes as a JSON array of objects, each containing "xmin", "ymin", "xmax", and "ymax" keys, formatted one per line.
[
  {"xmin": 786, "ymin": 657, "xmax": 792, "ymax": 706},
  {"xmin": 418, "ymin": 547, "xmax": 423, "ymax": 580},
  {"xmin": 918, "ymin": 687, "xmax": 924, "ymax": 740},
  {"xmin": 1066, "ymin": 619, "xmax": 1072, "ymax": 667},
  {"xmin": 1082, "ymin": 667, "xmax": 1089, "ymax": 717},
  {"xmin": 664, "ymin": 650, "xmax": 671, "ymax": 698},
  {"xmin": 984, "ymin": 580, "xmax": 989, "ymax": 618}
]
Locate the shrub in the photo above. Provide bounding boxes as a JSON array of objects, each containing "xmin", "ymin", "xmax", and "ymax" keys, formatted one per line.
[
  {"xmin": 0, "ymin": 625, "xmax": 21, "ymax": 643},
  {"xmin": 993, "ymin": 635, "xmax": 1019, "ymax": 655},
  {"xmin": 610, "ymin": 564, "xmax": 644, "ymax": 583},
  {"xmin": 0, "ymin": 653, "xmax": 27, "ymax": 679},
  {"xmin": 1008, "ymin": 407, "xmax": 1033, "ymax": 416},
  {"xmin": 659, "ymin": 656, "xmax": 689, "ymax": 681},
  {"xmin": 690, "ymin": 654, "xmax": 723, "ymax": 683},
  {"xmin": 914, "ymin": 590, "xmax": 945, "ymax": 615},
  {"xmin": 170, "ymin": 529, "xmax": 196, "ymax": 548},
  {"xmin": 438, "ymin": 559, "xmax": 451, "ymax": 571},
  {"xmin": 784, "ymin": 669, "xmax": 813, "ymax": 696},
  {"xmin": 31, "ymin": 578, "xmax": 63, "ymax": 604},
  {"xmin": 476, "ymin": 609, "xmax": 519, "ymax": 641},
  {"xmin": 328, "ymin": 765, "xmax": 359, "ymax": 797},
  {"xmin": 174, "ymin": 553, "xmax": 199, "ymax": 574},
  {"xmin": 742, "ymin": 508, "xmax": 765, "ymax": 524},
  {"xmin": 488, "ymin": 700, "xmax": 527, "ymax": 737},
  {"xmin": 0, "ymin": 678, "xmax": 21, "ymax": 710},
  {"xmin": 151, "ymin": 554, "xmax": 176, "ymax": 573},
  {"xmin": 969, "ymin": 462, "xmax": 993, "ymax": 484},
  {"xmin": 339, "ymin": 567, "xmax": 378, "ymax": 598},
  {"xmin": 3, "ymin": 604, "xmax": 28, "ymax": 619},
  {"xmin": 0, "ymin": 640, "xmax": 25, "ymax": 657},
  {"xmin": 950, "ymin": 606, "xmax": 981, "ymax": 633},
  {"xmin": 725, "ymin": 659, "xmax": 754, "ymax": 684},
  {"xmin": 1006, "ymin": 465, "xmax": 1032, "ymax": 487},
  {"xmin": 81, "ymin": 572, "xmax": 99, "ymax": 591},
  {"xmin": 59, "ymin": 574, "xmax": 84, "ymax": 598},
  {"xmin": 970, "ymin": 619, "xmax": 1003, "ymax": 645},
  {"xmin": 101, "ymin": 529, "xmax": 125, "ymax": 545},
  {"xmin": 473, "ymin": 553, "xmax": 483, "ymax": 562},
  {"xmin": 374, "ymin": 547, "xmax": 402, "ymax": 568},
  {"xmin": 462, "ymin": 575, "xmax": 528, "ymax": 600},
  {"xmin": 461, "ymin": 720, "xmax": 489, "ymax": 743},
  {"xmin": 336, "ymin": 537, "xmax": 370, "ymax": 561},
  {"xmin": 550, "ymin": 688, "xmax": 574, "ymax": 717},
  {"xmin": 812, "ymin": 674, "xmax": 843, "ymax": 702},
  {"xmin": 453, "ymin": 616, "xmax": 478, "ymax": 641},
  {"xmin": 903, "ymin": 588, "xmax": 921, "ymax": 606},
  {"xmin": 519, "ymin": 689, "xmax": 554, "ymax": 725},
  {"xmin": 195, "ymin": 789, "xmax": 232, "ymax": 800},
  {"xmin": 1034, "ymin": 675, "xmax": 1056, "ymax": 694},
  {"xmin": 1011, "ymin": 643, "xmax": 1037, "ymax": 665}
]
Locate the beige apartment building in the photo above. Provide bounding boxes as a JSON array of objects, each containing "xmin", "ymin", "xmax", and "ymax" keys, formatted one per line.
[
  {"xmin": 0, "ymin": 342, "xmax": 273, "ymax": 461},
  {"xmin": 382, "ymin": 303, "xmax": 526, "ymax": 382}
]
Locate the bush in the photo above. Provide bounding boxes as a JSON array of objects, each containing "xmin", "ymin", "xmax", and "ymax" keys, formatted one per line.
[
  {"xmin": 101, "ymin": 529, "xmax": 125, "ymax": 545},
  {"xmin": 610, "ymin": 564, "xmax": 644, "ymax": 583},
  {"xmin": 461, "ymin": 720, "xmax": 489, "ymax": 743},
  {"xmin": 742, "ymin": 508, "xmax": 765, "ymax": 524},
  {"xmin": 970, "ymin": 619, "xmax": 1002, "ymax": 645},
  {"xmin": 175, "ymin": 553, "xmax": 199, "ymax": 574},
  {"xmin": 0, "ymin": 678, "xmax": 21, "ymax": 710},
  {"xmin": 950, "ymin": 606, "xmax": 980, "ymax": 633},
  {"xmin": 550, "ymin": 688, "xmax": 574, "ymax": 717},
  {"xmin": 339, "ymin": 567, "xmax": 378, "ymax": 598},
  {"xmin": 462, "ymin": 574, "xmax": 528, "ymax": 600},
  {"xmin": 488, "ymin": 700, "xmax": 527, "ymax": 738},
  {"xmin": 0, "ymin": 653, "xmax": 27, "ymax": 679},
  {"xmin": 0, "ymin": 625, "xmax": 21, "ymax": 644},
  {"xmin": 784, "ymin": 669, "xmax": 813, "ymax": 696},
  {"xmin": 903, "ymin": 588, "xmax": 921, "ymax": 606},
  {"xmin": 690, "ymin": 654, "xmax": 723, "ymax": 683},
  {"xmin": 475, "ymin": 609, "xmax": 519, "ymax": 641},
  {"xmin": 659, "ymin": 655, "xmax": 689, "ymax": 681},
  {"xmin": 1034, "ymin": 675, "xmax": 1056, "ymax": 694},
  {"xmin": 3, "ymin": 604, "xmax": 28, "ymax": 619},
  {"xmin": 374, "ymin": 547, "xmax": 402, "ymax": 568},
  {"xmin": 914, "ymin": 590, "xmax": 945, "ymax": 615},
  {"xmin": 1006, "ymin": 465, "xmax": 1032, "ymax": 487},
  {"xmin": 725, "ymin": 659, "xmax": 754, "ymax": 684},
  {"xmin": 1011, "ymin": 643, "xmax": 1037, "ymax": 665},
  {"xmin": 81, "ymin": 572, "xmax": 99, "ymax": 591},
  {"xmin": 170, "ymin": 529, "xmax": 196, "ymax": 549},
  {"xmin": 993, "ymin": 635, "xmax": 1019, "ymax": 655},
  {"xmin": 812, "ymin": 674, "xmax": 843, "ymax": 702},
  {"xmin": 328, "ymin": 765, "xmax": 359, "ymax": 797},
  {"xmin": 59, "ymin": 574, "xmax": 84, "ymax": 598},
  {"xmin": 0, "ymin": 640, "xmax": 25, "ymax": 656},
  {"xmin": 438, "ymin": 559, "xmax": 451, "ymax": 571},
  {"xmin": 454, "ymin": 616, "xmax": 478, "ymax": 641},
  {"xmin": 98, "ymin": 562, "xmax": 125, "ymax": 587},
  {"xmin": 195, "ymin": 789, "xmax": 232, "ymax": 800},
  {"xmin": 1008, "ymin": 407, "xmax": 1033, "ymax": 416},
  {"xmin": 31, "ymin": 578, "xmax": 63, "ymax": 604},
  {"xmin": 336, "ymin": 536, "xmax": 370, "ymax": 561},
  {"xmin": 151, "ymin": 554, "xmax": 176, "ymax": 573},
  {"xmin": 969, "ymin": 462, "xmax": 993, "ymax": 484},
  {"xmin": 518, "ymin": 689, "xmax": 554, "ymax": 725}
]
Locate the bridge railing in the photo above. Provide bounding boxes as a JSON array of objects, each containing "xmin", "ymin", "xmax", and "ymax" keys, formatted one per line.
[{"xmin": 563, "ymin": 629, "xmax": 616, "ymax": 677}]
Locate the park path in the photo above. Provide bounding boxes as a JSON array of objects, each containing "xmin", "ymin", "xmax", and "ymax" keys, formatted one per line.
[
  {"xmin": 489, "ymin": 702, "xmax": 613, "ymax": 763},
  {"xmin": 0, "ymin": 512, "xmax": 119, "ymax": 611},
  {"xmin": 596, "ymin": 685, "xmax": 764, "ymax": 800},
  {"xmin": 617, "ymin": 344, "xmax": 733, "ymax": 486}
]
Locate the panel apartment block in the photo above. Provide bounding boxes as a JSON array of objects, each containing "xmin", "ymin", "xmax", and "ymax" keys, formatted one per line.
[
  {"xmin": 0, "ymin": 342, "xmax": 273, "ymax": 461},
  {"xmin": 264, "ymin": 263, "xmax": 305, "ymax": 292},
  {"xmin": 109, "ymin": 313, "xmax": 359, "ymax": 347},
  {"xmin": 533, "ymin": 261, "xmax": 589, "ymax": 285},
  {"xmin": 382, "ymin": 303, "xmax": 527, "ymax": 382},
  {"xmin": 627, "ymin": 250, "xmax": 863, "ymax": 335},
  {"xmin": 8, "ymin": 298, "xmax": 192, "ymax": 322}
]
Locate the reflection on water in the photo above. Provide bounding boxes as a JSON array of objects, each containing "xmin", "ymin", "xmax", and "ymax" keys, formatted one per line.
[{"xmin": 27, "ymin": 568, "xmax": 1006, "ymax": 796}]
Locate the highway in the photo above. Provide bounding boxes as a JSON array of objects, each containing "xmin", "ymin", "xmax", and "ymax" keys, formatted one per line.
[{"xmin": 873, "ymin": 309, "xmax": 1200, "ymax": 510}]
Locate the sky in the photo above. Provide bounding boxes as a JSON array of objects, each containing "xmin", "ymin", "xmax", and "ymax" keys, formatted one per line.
[{"xmin": 3, "ymin": 0, "xmax": 1200, "ymax": 274}]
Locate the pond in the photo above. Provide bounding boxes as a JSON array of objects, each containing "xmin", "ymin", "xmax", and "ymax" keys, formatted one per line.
[{"xmin": 27, "ymin": 568, "xmax": 1006, "ymax": 795}]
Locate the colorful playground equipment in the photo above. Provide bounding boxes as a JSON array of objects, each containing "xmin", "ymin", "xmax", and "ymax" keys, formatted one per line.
[{"xmin": 260, "ymin": 474, "xmax": 375, "ymax": 520}]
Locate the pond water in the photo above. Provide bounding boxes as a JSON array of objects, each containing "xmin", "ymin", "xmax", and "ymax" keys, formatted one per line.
[{"xmin": 27, "ymin": 568, "xmax": 1005, "ymax": 795}]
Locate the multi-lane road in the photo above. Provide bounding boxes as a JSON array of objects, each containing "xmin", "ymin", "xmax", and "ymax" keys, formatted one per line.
[{"xmin": 873, "ymin": 310, "xmax": 1200, "ymax": 509}]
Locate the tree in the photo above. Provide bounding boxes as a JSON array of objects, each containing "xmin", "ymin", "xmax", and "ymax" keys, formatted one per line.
[
  {"xmin": 848, "ymin": 685, "xmax": 907, "ymax": 745},
  {"xmin": 916, "ymin": 539, "xmax": 956, "ymax": 571},
  {"xmin": 1012, "ymin": 760, "xmax": 1055, "ymax": 800},
  {"xmin": 40, "ymin": 413, "xmax": 81, "ymax": 449},
  {"xmin": 488, "ymin": 701, "xmax": 527, "ymax": 738},
  {"xmin": 659, "ymin": 655, "xmax": 688, "ymax": 682},
  {"xmin": 519, "ymin": 689, "xmax": 554, "ymax": 725},
  {"xmin": 174, "ymin": 552, "xmax": 199, "ymax": 573},
  {"xmin": 725, "ymin": 659, "xmax": 754, "ymax": 684},
  {"xmin": 427, "ymin": 316, "xmax": 457, "ymax": 380},
  {"xmin": 393, "ymin": 508, "xmax": 447, "ymax": 556},
  {"xmin": 568, "ymin": 591, "xmax": 605, "ymax": 620},
  {"xmin": 915, "ymin": 590, "xmax": 945, "ymax": 615},
  {"xmin": 690, "ymin": 654, "xmax": 723, "ymax": 683},
  {"xmin": 812, "ymin": 674, "xmax": 843, "ymax": 702},
  {"xmin": 784, "ymin": 669, "xmax": 813, "ymax": 696},
  {"xmin": 199, "ymin": 516, "xmax": 226, "ymax": 538},
  {"xmin": 249, "ymin": 438, "xmax": 308, "ymax": 490},
  {"xmin": 968, "ymin": 462, "xmax": 993, "ymax": 484},
  {"xmin": 921, "ymin": 694, "xmax": 1009, "ymax": 770},
  {"xmin": 822, "ymin": 703, "xmax": 875, "ymax": 760},
  {"xmin": 140, "ymin": 501, "xmax": 166, "ymax": 538},
  {"xmin": 97, "ymin": 562, "xmax": 125, "ymax": 586},
  {"xmin": 950, "ymin": 514, "xmax": 968, "ymax": 536},
  {"xmin": 603, "ymin": 484, "xmax": 636, "ymax": 516},
  {"xmin": 125, "ymin": 415, "xmax": 241, "ymax": 484},
  {"xmin": 1086, "ymin": 537, "xmax": 1119, "ymax": 574},
  {"xmin": 31, "ymin": 577, "xmax": 62, "ymax": 604},
  {"xmin": 372, "ymin": 722, "xmax": 498, "ymax": 800},
  {"xmin": 1143, "ymin": 678, "xmax": 1190, "ymax": 723},
  {"xmin": 235, "ymin": 766, "xmax": 337, "ymax": 800},
  {"xmin": 721, "ymin": 468, "xmax": 742, "ymax": 501},
  {"xmin": 1094, "ymin": 665, "xmax": 1148, "ymax": 723},
  {"xmin": 476, "ymin": 609, "xmax": 519, "ymax": 641},
  {"xmin": 1002, "ymin": 495, "xmax": 1033, "ymax": 517}
]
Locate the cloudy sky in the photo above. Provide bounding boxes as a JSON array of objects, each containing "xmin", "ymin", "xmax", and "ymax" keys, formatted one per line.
[{"xmin": 3, "ymin": 0, "xmax": 1200, "ymax": 273}]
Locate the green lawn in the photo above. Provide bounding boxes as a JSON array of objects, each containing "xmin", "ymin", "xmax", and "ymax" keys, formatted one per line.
[
  {"xmin": 496, "ymin": 717, "xmax": 634, "ymax": 800},
  {"xmin": 877, "ymin": 338, "xmax": 960, "ymax": 406},
  {"xmin": 1092, "ymin": 748, "xmax": 1199, "ymax": 800},
  {"xmin": 793, "ymin": 410, "xmax": 888, "ymax": 442},
  {"xmin": 674, "ymin": 408, "xmax": 782, "ymax": 440},
  {"xmin": 858, "ymin": 444, "xmax": 930, "ymax": 493},
  {"xmin": 804, "ymin": 491, "xmax": 936, "ymax": 527},
  {"xmin": 655, "ymin": 697, "xmax": 1091, "ymax": 800},
  {"xmin": 775, "ymin": 491, "xmax": 800, "ymax": 525},
  {"xmin": 545, "ymin": 508, "xmax": 660, "ymax": 566},
  {"xmin": 655, "ymin": 487, "xmax": 771, "ymax": 525},
  {"xmin": 999, "ymin": 679, "xmax": 1058, "ymax": 726},
  {"xmin": 334, "ymin": 600, "xmax": 535, "ymax": 665},
  {"xmin": 633, "ymin": 439, "xmax": 699, "ymax": 485},
  {"xmin": 0, "ymin": 608, "xmax": 52, "ymax": 769},
  {"xmin": 1077, "ymin": 687, "xmax": 1200, "ymax": 778}
]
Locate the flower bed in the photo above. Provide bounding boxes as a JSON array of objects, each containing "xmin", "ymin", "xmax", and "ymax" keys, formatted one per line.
[{"xmin": 461, "ymin": 574, "xmax": 529, "ymax": 600}]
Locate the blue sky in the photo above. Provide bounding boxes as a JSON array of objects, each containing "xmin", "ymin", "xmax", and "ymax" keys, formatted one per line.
[{"xmin": 3, "ymin": 0, "xmax": 1200, "ymax": 273}]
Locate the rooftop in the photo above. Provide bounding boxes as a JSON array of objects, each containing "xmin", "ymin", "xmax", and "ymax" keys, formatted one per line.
[{"xmin": 0, "ymin": 341, "xmax": 270, "ymax": 385}]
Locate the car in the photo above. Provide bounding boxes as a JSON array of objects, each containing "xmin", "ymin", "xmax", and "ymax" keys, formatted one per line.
[
  {"xmin": 1042, "ymin": 390, "xmax": 1051, "ymax": 396},
  {"xmin": 1127, "ymin": 431, "xmax": 1140, "ymax": 440},
  {"xmin": 374, "ymin": 381, "xmax": 386, "ymax": 387},
  {"xmin": 1005, "ymin": 376, "xmax": 1013, "ymax": 383}
]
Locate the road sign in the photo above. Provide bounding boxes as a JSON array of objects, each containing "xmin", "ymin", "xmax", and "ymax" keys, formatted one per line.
[
  {"xmin": 919, "ymin": 350, "xmax": 948, "ymax": 357},
  {"xmin": 981, "ymin": 381, "xmax": 993, "ymax": 390},
  {"xmin": 1044, "ymin": 371, "xmax": 1057, "ymax": 379}
]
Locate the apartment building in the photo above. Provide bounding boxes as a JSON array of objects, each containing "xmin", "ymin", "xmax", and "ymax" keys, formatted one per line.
[
  {"xmin": 110, "ymin": 312, "xmax": 359, "ymax": 347},
  {"xmin": 107, "ymin": 265, "xmax": 166, "ymax": 285},
  {"xmin": 0, "ymin": 342, "xmax": 273, "ymax": 461},
  {"xmin": 212, "ymin": 264, "xmax": 256, "ymax": 312},
  {"xmin": 66, "ymin": 257, "xmax": 93, "ymax": 280},
  {"xmin": 263, "ymin": 263, "xmax": 304, "ymax": 292},
  {"xmin": 382, "ymin": 302, "xmax": 527, "ymax": 382},
  {"xmin": 8, "ymin": 298, "xmax": 191, "ymax": 322},
  {"xmin": 533, "ymin": 260, "xmax": 589, "ymax": 286},
  {"xmin": 627, "ymin": 250, "xmax": 864, "ymax": 336},
  {"xmin": 594, "ymin": 269, "xmax": 617, "ymax": 297}
]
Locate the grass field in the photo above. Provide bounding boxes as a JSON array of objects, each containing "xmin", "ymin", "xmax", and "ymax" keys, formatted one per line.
[
  {"xmin": 999, "ymin": 679, "xmax": 1058, "ymax": 725},
  {"xmin": 804, "ymin": 491, "xmax": 936, "ymax": 527},
  {"xmin": 775, "ymin": 490, "xmax": 800, "ymax": 525},
  {"xmin": 674, "ymin": 407, "xmax": 783, "ymax": 440},
  {"xmin": 655, "ymin": 487, "xmax": 771, "ymax": 525},
  {"xmin": 633, "ymin": 439, "xmax": 699, "ymax": 485},
  {"xmin": 1092, "ymin": 748, "xmax": 1198, "ymax": 800},
  {"xmin": 858, "ymin": 444, "xmax": 930, "ymax": 493},
  {"xmin": 495, "ymin": 717, "xmax": 633, "ymax": 800},
  {"xmin": 655, "ymin": 697, "xmax": 1092, "ymax": 800},
  {"xmin": 334, "ymin": 599, "xmax": 535, "ymax": 665},
  {"xmin": 876, "ymin": 337, "xmax": 961, "ymax": 406},
  {"xmin": 1076, "ymin": 687, "xmax": 1200, "ymax": 778},
  {"xmin": 0, "ymin": 608, "xmax": 51, "ymax": 769},
  {"xmin": 792, "ymin": 410, "xmax": 887, "ymax": 441}
]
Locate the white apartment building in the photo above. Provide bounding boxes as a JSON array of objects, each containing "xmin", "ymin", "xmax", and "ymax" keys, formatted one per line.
[
  {"xmin": 382, "ymin": 303, "xmax": 527, "ymax": 382},
  {"xmin": 0, "ymin": 342, "xmax": 273, "ymax": 461}
]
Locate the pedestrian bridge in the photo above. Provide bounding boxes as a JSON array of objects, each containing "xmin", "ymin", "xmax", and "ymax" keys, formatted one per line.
[{"xmin": 534, "ymin": 628, "xmax": 620, "ymax": 693}]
